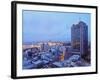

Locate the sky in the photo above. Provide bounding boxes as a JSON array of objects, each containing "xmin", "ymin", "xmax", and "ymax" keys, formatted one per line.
[{"xmin": 22, "ymin": 10, "xmax": 91, "ymax": 43}]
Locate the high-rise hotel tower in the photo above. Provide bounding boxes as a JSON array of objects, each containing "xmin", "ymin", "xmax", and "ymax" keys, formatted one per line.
[{"xmin": 71, "ymin": 21, "xmax": 88, "ymax": 56}]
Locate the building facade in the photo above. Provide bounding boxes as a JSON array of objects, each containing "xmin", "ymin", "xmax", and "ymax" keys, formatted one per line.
[{"xmin": 71, "ymin": 21, "xmax": 88, "ymax": 56}]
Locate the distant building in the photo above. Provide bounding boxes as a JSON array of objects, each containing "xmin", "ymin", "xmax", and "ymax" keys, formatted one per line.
[
  {"xmin": 59, "ymin": 46, "xmax": 66, "ymax": 61},
  {"xmin": 71, "ymin": 21, "xmax": 88, "ymax": 56},
  {"xmin": 40, "ymin": 43, "xmax": 49, "ymax": 51}
]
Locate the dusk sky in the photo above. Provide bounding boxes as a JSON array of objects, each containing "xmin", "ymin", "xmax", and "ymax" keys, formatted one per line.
[{"xmin": 22, "ymin": 10, "xmax": 91, "ymax": 43}]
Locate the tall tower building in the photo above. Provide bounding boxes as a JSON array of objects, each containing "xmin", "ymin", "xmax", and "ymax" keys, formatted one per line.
[{"xmin": 71, "ymin": 21, "xmax": 88, "ymax": 56}]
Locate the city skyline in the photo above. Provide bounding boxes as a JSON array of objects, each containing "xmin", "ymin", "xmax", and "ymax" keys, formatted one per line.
[{"xmin": 23, "ymin": 10, "xmax": 91, "ymax": 43}]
